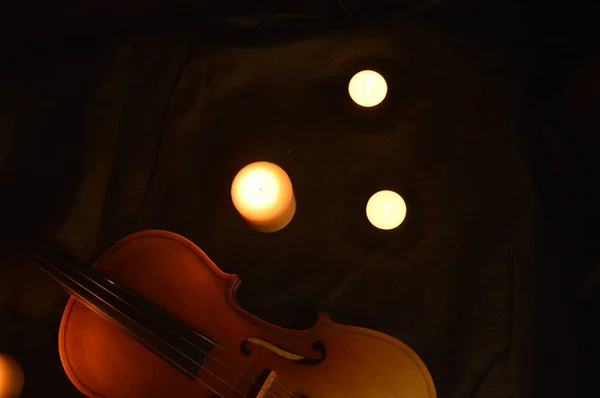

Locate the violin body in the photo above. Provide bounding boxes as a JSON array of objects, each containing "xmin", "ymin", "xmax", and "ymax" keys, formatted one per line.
[{"xmin": 57, "ymin": 230, "xmax": 436, "ymax": 398}]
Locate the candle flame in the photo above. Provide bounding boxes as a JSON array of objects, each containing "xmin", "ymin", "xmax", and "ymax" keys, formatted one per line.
[
  {"xmin": 231, "ymin": 161, "xmax": 296, "ymax": 232},
  {"xmin": 366, "ymin": 190, "xmax": 407, "ymax": 230},
  {"xmin": 348, "ymin": 70, "xmax": 387, "ymax": 107}
]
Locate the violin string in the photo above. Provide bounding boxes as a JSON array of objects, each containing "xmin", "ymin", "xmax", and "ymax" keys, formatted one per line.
[
  {"xmin": 7, "ymin": 242, "xmax": 294, "ymax": 398},
  {"xmin": 6, "ymin": 243, "xmax": 241, "ymax": 398},
  {"xmin": 8, "ymin": 243, "xmax": 265, "ymax": 398},
  {"xmin": 9, "ymin": 243, "xmax": 257, "ymax": 398},
  {"xmin": 53, "ymin": 245, "xmax": 296, "ymax": 398},
  {"xmin": 46, "ymin": 243, "xmax": 297, "ymax": 398}
]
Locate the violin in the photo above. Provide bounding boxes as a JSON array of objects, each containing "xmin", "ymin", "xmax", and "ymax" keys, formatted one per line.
[{"xmin": 7, "ymin": 230, "xmax": 436, "ymax": 398}]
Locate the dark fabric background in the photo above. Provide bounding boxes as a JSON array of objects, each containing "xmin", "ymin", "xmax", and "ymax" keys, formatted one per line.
[{"xmin": 1, "ymin": 3, "xmax": 590, "ymax": 396}]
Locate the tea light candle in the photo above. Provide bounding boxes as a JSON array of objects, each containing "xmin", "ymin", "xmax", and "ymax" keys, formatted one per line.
[
  {"xmin": 231, "ymin": 161, "xmax": 296, "ymax": 232},
  {"xmin": 0, "ymin": 354, "xmax": 24, "ymax": 398},
  {"xmin": 348, "ymin": 70, "xmax": 388, "ymax": 107},
  {"xmin": 366, "ymin": 190, "xmax": 407, "ymax": 230}
]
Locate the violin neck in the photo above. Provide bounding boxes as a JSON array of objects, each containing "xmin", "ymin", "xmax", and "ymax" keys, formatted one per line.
[{"xmin": 4, "ymin": 240, "xmax": 216, "ymax": 379}]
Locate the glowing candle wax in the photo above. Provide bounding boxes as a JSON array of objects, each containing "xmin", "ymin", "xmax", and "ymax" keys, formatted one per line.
[
  {"xmin": 348, "ymin": 70, "xmax": 388, "ymax": 108},
  {"xmin": 366, "ymin": 190, "xmax": 407, "ymax": 230},
  {"xmin": 0, "ymin": 354, "xmax": 24, "ymax": 398},
  {"xmin": 231, "ymin": 161, "xmax": 296, "ymax": 232}
]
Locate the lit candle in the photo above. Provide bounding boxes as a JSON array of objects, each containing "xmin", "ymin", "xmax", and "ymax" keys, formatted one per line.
[
  {"xmin": 348, "ymin": 70, "xmax": 388, "ymax": 108},
  {"xmin": 366, "ymin": 190, "xmax": 407, "ymax": 230},
  {"xmin": 231, "ymin": 161, "xmax": 296, "ymax": 232},
  {"xmin": 0, "ymin": 354, "xmax": 24, "ymax": 398}
]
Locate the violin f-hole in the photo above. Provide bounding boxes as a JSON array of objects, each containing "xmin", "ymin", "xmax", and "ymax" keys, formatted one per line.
[{"xmin": 240, "ymin": 338, "xmax": 326, "ymax": 366}]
